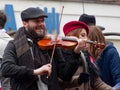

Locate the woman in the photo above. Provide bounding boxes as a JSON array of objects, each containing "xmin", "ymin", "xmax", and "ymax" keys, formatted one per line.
[
  {"xmin": 88, "ymin": 26, "xmax": 120, "ymax": 89},
  {"xmin": 59, "ymin": 21, "xmax": 114, "ymax": 90}
]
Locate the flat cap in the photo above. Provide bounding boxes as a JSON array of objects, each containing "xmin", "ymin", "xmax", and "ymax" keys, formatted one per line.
[
  {"xmin": 79, "ymin": 14, "xmax": 105, "ymax": 31},
  {"xmin": 21, "ymin": 7, "xmax": 48, "ymax": 21},
  {"xmin": 79, "ymin": 14, "xmax": 96, "ymax": 25},
  {"xmin": 63, "ymin": 21, "xmax": 89, "ymax": 35}
]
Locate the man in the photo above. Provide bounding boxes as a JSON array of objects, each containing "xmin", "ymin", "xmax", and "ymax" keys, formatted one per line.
[
  {"xmin": 79, "ymin": 13, "xmax": 105, "ymax": 31},
  {"xmin": 0, "ymin": 10, "xmax": 12, "ymax": 90},
  {"xmin": 1, "ymin": 7, "xmax": 87, "ymax": 90}
]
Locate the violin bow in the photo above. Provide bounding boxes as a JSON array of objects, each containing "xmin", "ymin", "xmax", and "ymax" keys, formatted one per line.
[{"xmin": 49, "ymin": 6, "xmax": 64, "ymax": 64}]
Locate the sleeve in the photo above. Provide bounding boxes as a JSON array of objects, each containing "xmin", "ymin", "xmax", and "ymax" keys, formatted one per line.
[
  {"xmin": 113, "ymin": 82, "xmax": 120, "ymax": 90},
  {"xmin": 92, "ymin": 77, "xmax": 114, "ymax": 90},
  {"xmin": 1, "ymin": 41, "xmax": 33, "ymax": 79},
  {"xmin": 108, "ymin": 47, "xmax": 120, "ymax": 85},
  {"xmin": 53, "ymin": 48, "xmax": 80, "ymax": 81}
]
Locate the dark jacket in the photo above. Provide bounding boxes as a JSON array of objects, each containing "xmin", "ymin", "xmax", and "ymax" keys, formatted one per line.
[
  {"xmin": 96, "ymin": 44, "xmax": 120, "ymax": 86},
  {"xmin": 1, "ymin": 40, "xmax": 78, "ymax": 90}
]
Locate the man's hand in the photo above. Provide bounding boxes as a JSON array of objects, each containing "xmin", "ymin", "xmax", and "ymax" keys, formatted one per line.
[{"xmin": 33, "ymin": 64, "xmax": 52, "ymax": 76}]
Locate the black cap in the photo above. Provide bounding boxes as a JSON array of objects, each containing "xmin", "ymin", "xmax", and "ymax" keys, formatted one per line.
[
  {"xmin": 21, "ymin": 7, "xmax": 48, "ymax": 21},
  {"xmin": 79, "ymin": 14, "xmax": 96, "ymax": 25},
  {"xmin": 79, "ymin": 14, "xmax": 105, "ymax": 31}
]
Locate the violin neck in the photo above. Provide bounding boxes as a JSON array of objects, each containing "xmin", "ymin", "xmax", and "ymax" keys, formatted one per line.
[
  {"xmin": 61, "ymin": 36, "xmax": 105, "ymax": 49},
  {"xmin": 61, "ymin": 37, "xmax": 77, "ymax": 42},
  {"xmin": 86, "ymin": 40, "xmax": 94, "ymax": 44},
  {"xmin": 61, "ymin": 37, "xmax": 94, "ymax": 44}
]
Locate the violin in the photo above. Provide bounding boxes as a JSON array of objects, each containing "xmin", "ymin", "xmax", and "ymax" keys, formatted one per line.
[{"xmin": 37, "ymin": 36, "xmax": 105, "ymax": 50}]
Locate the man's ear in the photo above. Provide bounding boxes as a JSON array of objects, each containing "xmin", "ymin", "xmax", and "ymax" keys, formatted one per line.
[
  {"xmin": 23, "ymin": 21, "xmax": 27, "ymax": 26},
  {"xmin": 23, "ymin": 21, "xmax": 28, "ymax": 28}
]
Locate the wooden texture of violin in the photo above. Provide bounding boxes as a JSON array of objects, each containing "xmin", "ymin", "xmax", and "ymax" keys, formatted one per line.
[
  {"xmin": 37, "ymin": 38, "xmax": 77, "ymax": 50},
  {"xmin": 37, "ymin": 36, "xmax": 105, "ymax": 50}
]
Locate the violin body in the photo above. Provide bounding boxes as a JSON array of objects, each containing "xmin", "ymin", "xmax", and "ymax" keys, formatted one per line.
[{"xmin": 37, "ymin": 38, "xmax": 77, "ymax": 50}]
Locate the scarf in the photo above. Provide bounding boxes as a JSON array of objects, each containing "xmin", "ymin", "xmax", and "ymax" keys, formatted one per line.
[
  {"xmin": 14, "ymin": 27, "xmax": 50, "ymax": 84},
  {"xmin": 14, "ymin": 27, "xmax": 30, "ymax": 58},
  {"xmin": 82, "ymin": 50, "xmax": 100, "ymax": 89}
]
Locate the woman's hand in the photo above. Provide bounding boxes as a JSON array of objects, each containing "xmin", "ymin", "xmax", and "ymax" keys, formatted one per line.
[
  {"xmin": 74, "ymin": 39, "xmax": 87, "ymax": 53},
  {"xmin": 33, "ymin": 63, "xmax": 52, "ymax": 77}
]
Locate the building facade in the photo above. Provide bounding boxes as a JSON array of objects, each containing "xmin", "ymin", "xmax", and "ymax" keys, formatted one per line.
[{"xmin": 1, "ymin": 0, "xmax": 120, "ymax": 53}]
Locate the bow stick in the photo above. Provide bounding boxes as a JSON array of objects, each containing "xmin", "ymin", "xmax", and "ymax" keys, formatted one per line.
[{"xmin": 49, "ymin": 6, "xmax": 64, "ymax": 64}]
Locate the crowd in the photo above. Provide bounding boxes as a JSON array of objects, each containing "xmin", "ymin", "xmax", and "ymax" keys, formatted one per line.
[{"xmin": 0, "ymin": 7, "xmax": 120, "ymax": 90}]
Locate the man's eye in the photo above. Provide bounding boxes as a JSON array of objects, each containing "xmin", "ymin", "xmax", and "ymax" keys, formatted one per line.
[
  {"xmin": 33, "ymin": 20, "xmax": 44, "ymax": 23},
  {"xmin": 35, "ymin": 20, "xmax": 40, "ymax": 23}
]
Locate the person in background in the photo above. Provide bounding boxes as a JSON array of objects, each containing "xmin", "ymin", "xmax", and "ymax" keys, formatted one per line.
[
  {"xmin": 87, "ymin": 26, "xmax": 120, "ymax": 89},
  {"xmin": 59, "ymin": 20, "xmax": 114, "ymax": 90},
  {"xmin": 79, "ymin": 13, "xmax": 105, "ymax": 31},
  {"xmin": 0, "ymin": 10, "xmax": 12, "ymax": 90},
  {"xmin": 79, "ymin": 13, "xmax": 113, "ymax": 45},
  {"xmin": 1, "ymin": 7, "xmax": 88, "ymax": 90}
]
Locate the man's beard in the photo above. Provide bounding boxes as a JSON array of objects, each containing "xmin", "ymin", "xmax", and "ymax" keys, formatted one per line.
[{"xmin": 27, "ymin": 25, "xmax": 47, "ymax": 39}]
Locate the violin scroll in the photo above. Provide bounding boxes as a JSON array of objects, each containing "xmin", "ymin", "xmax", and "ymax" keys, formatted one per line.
[{"xmin": 87, "ymin": 40, "xmax": 105, "ymax": 49}]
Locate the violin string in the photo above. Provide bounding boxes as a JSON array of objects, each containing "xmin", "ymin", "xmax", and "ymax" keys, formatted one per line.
[{"xmin": 49, "ymin": 6, "xmax": 64, "ymax": 64}]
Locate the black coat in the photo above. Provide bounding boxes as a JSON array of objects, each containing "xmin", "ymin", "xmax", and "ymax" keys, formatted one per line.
[{"xmin": 1, "ymin": 40, "xmax": 79, "ymax": 90}]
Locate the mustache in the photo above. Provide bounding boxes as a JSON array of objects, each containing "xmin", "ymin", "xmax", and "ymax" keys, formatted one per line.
[{"xmin": 36, "ymin": 26, "xmax": 46, "ymax": 30}]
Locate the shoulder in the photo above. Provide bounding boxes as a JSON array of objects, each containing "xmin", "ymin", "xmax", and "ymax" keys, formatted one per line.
[
  {"xmin": 3, "ymin": 40, "xmax": 17, "ymax": 60},
  {"xmin": 98, "ymin": 44, "xmax": 119, "ymax": 60},
  {"xmin": 5, "ymin": 40, "xmax": 15, "ymax": 51},
  {"xmin": 100, "ymin": 44, "xmax": 120, "ymax": 62},
  {"xmin": 103, "ymin": 44, "xmax": 118, "ymax": 54},
  {"xmin": 7, "ymin": 40, "xmax": 14, "ymax": 45}
]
